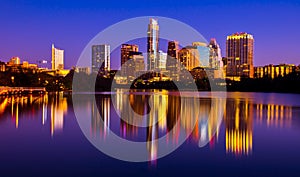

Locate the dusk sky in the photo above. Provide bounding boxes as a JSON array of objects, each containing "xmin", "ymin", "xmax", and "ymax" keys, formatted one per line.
[{"xmin": 1, "ymin": 0, "xmax": 300, "ymax": 69}]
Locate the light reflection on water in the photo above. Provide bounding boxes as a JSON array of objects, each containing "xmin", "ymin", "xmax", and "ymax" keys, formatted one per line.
[
  {"xmin": 0, "ymin": 90, "xmax": 296, "ymax": 160},
  {"xmin": 0, "ymin": 92, "xmax": 68, "ymax": 136}
]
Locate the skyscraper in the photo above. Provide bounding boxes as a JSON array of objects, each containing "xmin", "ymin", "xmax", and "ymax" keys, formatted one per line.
[
  {"xmin": 147, "ymin": 18, "xmax": 159, "ymax": 71},
  {"xmin": 158, "ymin": 50, "xmax": 167, "ymax": 70},
  {"xmin": 192, "ymin": 42, "xmax": 209, "ymax": 67},
  {"xmin": 120, "ymin": 44, "xmax": 139, "ymax": 75},
  {"xmin": 92, "ymin": 44, "xmax": 110, "ymax": 74},
  {"xmin": 209, "ymin": 38, "xmax": 223, "ymax": 69},
  {"xmin": 167, "ymin": 41, "xmax": 179, "ymax": 59},
  {"xmin": 226, "ymin": 32, "xmax": 254, "ymax": 78},
  {"xmin": 178, "ymin": 46, "xmax": 200, "ymax": 71},
  {"xmin": 52, "ymin": 44, "xmax": 64, "ymax": 70},
  {"xmin": 167, "ymin": 41, "xmax": 180, "ymax": 81},
  {"xmin": 126, "ymin": 52, "xmax": 145, "ymax": 81}
]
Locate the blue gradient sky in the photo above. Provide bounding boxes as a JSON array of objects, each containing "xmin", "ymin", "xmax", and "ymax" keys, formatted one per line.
[{"xmin": 1, "ymin": 0, "xmax": 300, "ymax": 69}]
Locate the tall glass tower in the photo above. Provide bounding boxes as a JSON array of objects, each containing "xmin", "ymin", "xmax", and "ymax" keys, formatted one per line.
[
  {"xmin": 147, "ymin": 18, "xmax": 159, "ymax": 71},
  {"xmin": 92, "ymin": 44, "xmax": 110, "ymax": 74},
  {"xmin": 226, "ymin": 32, "xmax": 254, "ymax": 78}
]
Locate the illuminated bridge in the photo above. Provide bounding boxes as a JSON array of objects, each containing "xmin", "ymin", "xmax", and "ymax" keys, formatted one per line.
[{"xmin": 0, "ymin": 87, "xmax": 46, "ymax": 95}]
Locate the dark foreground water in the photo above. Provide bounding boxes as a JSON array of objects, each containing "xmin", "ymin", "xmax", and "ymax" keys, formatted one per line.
[{"xmin": 0, "ymin": 90, "xmax": 300, "ymax": 177}]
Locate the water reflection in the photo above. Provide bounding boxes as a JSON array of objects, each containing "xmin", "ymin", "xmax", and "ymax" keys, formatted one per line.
[
  {"xmin": 50, "ymin": 92, "xmax": 68, "ymax": 136},
  {"xmin": 224, "ymin": 99, "xmax": 253, "ymax": 155},
  {"xmin": 0, "ymin": 93, "xmax": 68, "ymax": 136},
  {"xmin": 0, "ymin": 91, "xmax": 296, "ymax": 159},
  {"xmin": 256, "ymin": 103, "xmax": 292, "ymax": 127}
]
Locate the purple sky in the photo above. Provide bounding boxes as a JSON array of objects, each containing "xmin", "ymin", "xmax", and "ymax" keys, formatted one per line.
[{"xmin": 1, "ymin": 0, "xmax": 300, "ymax": 69}]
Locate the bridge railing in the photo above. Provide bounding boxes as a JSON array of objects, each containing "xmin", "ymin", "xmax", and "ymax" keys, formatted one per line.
[{"xmin": 0, "ymin": 87, "xmax": 46, "ymax": 94}]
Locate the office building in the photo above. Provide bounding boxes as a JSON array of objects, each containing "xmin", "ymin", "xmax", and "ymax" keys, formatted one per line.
[
  {"xmin": 52, "ymin": 44, "xmax": 64, "ymax": 70},
  {"xmin": 226, "ymin": 32, "xmax": 254, "ymax": 79},
  {"xmin": 126, "ymin": 52, "xmax": 145, "ymax": 81},
  {"xmin": 178, "ymin": 46, "xmax": 200, "ymax": 71},
  {"xmin": 158, "ymin": 50, "xmax": 167, "ymax": 70},
  {"xmin": 166, "ymin": 41, "xmax": 180, "ymax": 81},
  {"xmin": 92, "ymin": 44, "xmax": 110, "ymax": 74},
  {"xmin": 147, "ymin": 18, "xmax": 159, "ymax": 71},
  {"xmin": 120, "ymin": 44, "xmax": 139, "ymax": 75},
  {"xmin": 254, "ymin": 64, "xmax": 296, "ymax": 79},
  {"xmin": 209, "ymin": 38, "xmax": 223, "ymax": 69},
  {"xmin": 192, "ymin": 42, "xmax": 209, "ymax": 67}
]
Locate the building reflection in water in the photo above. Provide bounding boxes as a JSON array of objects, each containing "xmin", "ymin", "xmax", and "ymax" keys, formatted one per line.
[
  {"xmin": 224, "ymin": 99, "xmax": 253, "ymax": 155},
  {"xmin": 0, "ymin": 93, "xmax": 68, "ymax": 136},
  {"xmin": 92, "ymin": 95, "xmax": 111, "ymax": 138},
  {"xmin": 92, "ymin": 90, "xmax": 224, "ymax": 162},
  {"xmin": 224, "ymin": 98, "xmax": 293, "ymax": 156},
  {"xmin": 90, "ymin": 90, "xmax": 294, "ymax": 160},
  {"xmin": 0, "ymin": 91, "xmax": 294, "ymax": 159},
  {"xmin": 256, "ymin": 103, "xmax": 292, "ymax": 127},
  {"xmin": 50, "ymin": 92, "xmax": 68, "ymax": 136}
]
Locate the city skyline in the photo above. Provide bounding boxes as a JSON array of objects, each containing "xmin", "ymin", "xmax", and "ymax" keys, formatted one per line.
[
  {"xmin": 1, "ymin": 1, "xmax": 300, "ymax": 176},
  {"xmin": 1, "ymin": 0, "xmax": 299, "ymax": 69},
  {"xmin": 2, "ymin": 30, "xmax": 300, "ymax": 73}
]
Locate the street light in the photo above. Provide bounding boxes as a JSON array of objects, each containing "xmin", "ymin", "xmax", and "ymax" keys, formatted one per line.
[{"xmin": 11, "ymin": 76, "xmax": 15, "ymax": 86}]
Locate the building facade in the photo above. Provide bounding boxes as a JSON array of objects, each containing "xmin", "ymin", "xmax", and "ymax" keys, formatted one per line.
[
  {"xmin": 178, "ymin": 46, "xmax": 200, "ymax": 71},
  {"xmin": 192, "ymin": 42, "xmax": 209, "ymax": 67},
  {"xmin": 0, "ymin": 61, "xmax": 6, "ymax": 72},
  {"xmin": 158, "ymin": 50, "xmax": 167, "ymax": 70},
  {"xmin": 8, "ymin": 57, "xmax": 21, "ymax": 65},
  {"xmin": 254, "ymin": 64, "xmax": 296, "ymax": 79},
  {"xmin": 92, "ymin": 44, "xmax": 110, "ymax": 74},
  {"xmin": 147, "ymin": 18, "xmax": 159, "ymax": 71},
  {"xmin": 126, "ymin": 52, "xmax": 145, "ymax": 82},
  {"xmin": 52, "ymin": 44, "xmax": 64, "ymax": 70},
  {"xmin": 209, "ymin": 38, "xmax": 223, "ymax": 69},
  {"xmin": 226, "ymin": 32, "xmax": 254, "ymax": 79},
  {"xmin": 120, "ymin": 44, "xmax": 139, "ymax": 75},
  {"xmin": 166, "ymin": 41, "xmax": 180, "ymax": 81}
]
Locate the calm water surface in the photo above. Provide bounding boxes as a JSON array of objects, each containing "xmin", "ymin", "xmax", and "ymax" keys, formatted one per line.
[{"xmin": 0, "ymin": 90, "xmax": 300, "ymax": 177}]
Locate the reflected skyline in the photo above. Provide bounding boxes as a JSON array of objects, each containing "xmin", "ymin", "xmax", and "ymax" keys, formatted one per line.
[
  {"xmin": 0, "ymin": 93, "xmax": 68, "ymax": 136},
  {"xmin": 0, "ymin": 91, "xmax": 297, "ymax": 159}
]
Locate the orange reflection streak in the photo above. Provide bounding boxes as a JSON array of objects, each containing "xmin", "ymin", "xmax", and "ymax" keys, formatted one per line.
[
  {"xmin": 51, "ymin": 92, "xmax": 67, "ymax": 136},
  {"xmin": 256, "ymin": 103, "xmax": 292, "ymax": 128},
  {"xmin": 11, "ymin": 96, "xmax": 14, "ymax": 117},
  {"xmin": 0, "ymin": 98, "xmax": 8, "ymax": 114},
  {"xmin": 225, "ymin": 129, "xmax": 253, "ymax": 155},
  {"xmin": 225, "ymin": 99, "xmax": 253, "ymax": 156},
  {"xmin": 16, "ymin": 100, "xmax": 19, "ymax": 128}
]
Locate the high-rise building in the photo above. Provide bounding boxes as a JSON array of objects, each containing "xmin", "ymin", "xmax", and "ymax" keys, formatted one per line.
[
  {"xmin": 52, "ymin": 44, "xmax": 64, "ymax": 70},
  {"xmin": 167, "ymin": 41, "xmax": 180, "ymax": 81},
  {"xmin": 178, "ymin": 46, "xmax": 200, "ymax": 71},
  {"xmin": 158, "ymin": 50, "xmax": 167, "ymax": 70},
  {"xmin": 147, "ymin": 18, "xmax": 159, "ymax": 71},
  {"xmin": 209, "ymin": 38, "xmax": 223, "ymax": 69},
  {"xmin": 126, "ymin": 52, "xmax": 145, "ymax": 81},
  {"xmin": 120, "ymin": 44, "xmax": 139, "ymax": 75},
  {"xmin": 167, "ymin": 41, "xmax": 179, "ymax": 59},
  {"xmin": 92, "ymin": 44, "xmax": 110, "ymax": 74},
  {"xmin": 192, "ymin": 42, "xmax": 209, "ymax": 67},
  {"xmin": 226, "ymin": 32, "xmax": 254, "ymax": 78}
]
